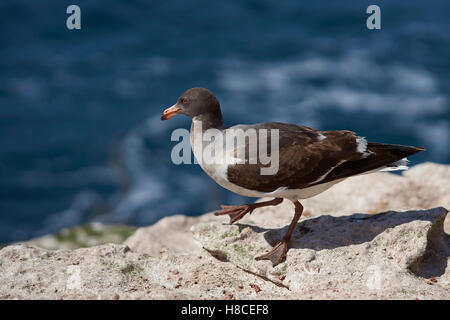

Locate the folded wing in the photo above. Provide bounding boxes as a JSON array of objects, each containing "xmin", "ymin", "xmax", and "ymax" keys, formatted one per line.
[{"xmin": 225, "ymin": 122, "xmax": 424, "ymax": 192}]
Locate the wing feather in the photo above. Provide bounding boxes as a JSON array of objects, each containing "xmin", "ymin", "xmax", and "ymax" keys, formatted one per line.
[{"xmin": 225, "ymin": 122, "xmax": 363, "ymax": 192}]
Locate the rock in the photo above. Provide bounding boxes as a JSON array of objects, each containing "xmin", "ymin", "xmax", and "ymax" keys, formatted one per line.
[
  {"xmin": 124, "ymin": 214, "xmax": 216, "ymax": 256},
  {"xmin": 0, "ymin": 163, "xmax": 449, "ymax": 299},
  {"xmin": 0, "ymin": 243, "xmax": 289, "ymax": 299},
  {"xmin": 192, "ymin": 207, "xmax": 449, "ymax": 299}
]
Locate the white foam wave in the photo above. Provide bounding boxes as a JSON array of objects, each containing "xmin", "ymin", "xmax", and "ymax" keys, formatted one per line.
[
  {"xmin": 218, "ymin": 51, "xmax": 448, "ymax": 158},
  {"xmin": 220, "ymin": 52, "xmax": 446, "ymax": 118}
]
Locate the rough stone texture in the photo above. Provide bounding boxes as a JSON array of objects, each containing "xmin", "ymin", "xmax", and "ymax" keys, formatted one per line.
[
  {"xmin": 192, "ymin": 207, "xmax": 449, "ymax": 299},
  {"xmin": 0, "ymin": 162, "xmax": 449, "ymax": 299},
  {"xmin": 125, "ymin": 214, "xmax": 215, "ymax": 256},
  {"xmin": 0, "ymin": 243, "xmax": 289, "ymax": 300}
]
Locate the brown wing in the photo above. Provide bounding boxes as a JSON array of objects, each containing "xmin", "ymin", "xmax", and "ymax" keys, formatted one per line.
[
  {"xmin": 226, "ymin": 122, "xmax": 364, "ymax": 192},
  {"xmin": 226, "ymin": 122, "xmax": 425, "ymax": 192}
]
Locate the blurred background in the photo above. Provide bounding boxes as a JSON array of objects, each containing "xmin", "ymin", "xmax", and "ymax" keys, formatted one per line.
[{"xmin": 1, "ymin": 0, "xmax": 449, "ymax": 244}]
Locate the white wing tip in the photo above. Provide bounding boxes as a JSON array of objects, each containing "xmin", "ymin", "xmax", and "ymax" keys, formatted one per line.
[{"xmin": 380, "ymin": 158, "xmax": 410, "ymax": 172}]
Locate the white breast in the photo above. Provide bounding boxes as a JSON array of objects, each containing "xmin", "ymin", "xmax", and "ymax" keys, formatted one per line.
[{"xmin": 190, "ymin": 119, "xmax": 250, "ymax": 194}]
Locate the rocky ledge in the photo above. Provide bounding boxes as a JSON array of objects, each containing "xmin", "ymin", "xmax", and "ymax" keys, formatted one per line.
[{"xmin": 0, "ymin": 162, "xmax": 449, "ymax": 299}]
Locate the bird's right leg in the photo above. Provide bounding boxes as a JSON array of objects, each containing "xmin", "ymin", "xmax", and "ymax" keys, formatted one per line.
[
  {"xmin": 214, "ymin": 198, "xmax": 283, "ymax": 224},
  {"xmin": 255, "ymin": 200, "xmax": 304, "ymax": 266}
]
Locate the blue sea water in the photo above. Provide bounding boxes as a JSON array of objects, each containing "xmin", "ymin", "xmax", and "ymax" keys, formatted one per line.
[{"xmin": 0, "ymin": 0, "xmax": 449, "ymax": 243}]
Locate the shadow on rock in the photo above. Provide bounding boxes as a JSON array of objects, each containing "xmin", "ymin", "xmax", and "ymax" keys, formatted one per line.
[{"xmin": 237, "ymin": 207, "xmax": 449, "ymax": 278}]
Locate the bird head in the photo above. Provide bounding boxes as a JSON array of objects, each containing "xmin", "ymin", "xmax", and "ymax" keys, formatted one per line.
[{"xmin": 161, "ymin": 87, "xmax": 221, "ymax": 121}]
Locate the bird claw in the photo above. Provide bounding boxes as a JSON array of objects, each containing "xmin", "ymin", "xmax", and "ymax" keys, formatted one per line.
[
  {"xmin": 255, "ymin": 241, "xmax": 288, "ymax": 267},
  {"xmin": 214, "ymin": 204, "xmax": 252, "ymax": 224}
]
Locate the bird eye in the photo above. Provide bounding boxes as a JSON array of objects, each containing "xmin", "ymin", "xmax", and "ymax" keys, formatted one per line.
[{"xmin": 181, "ymin": 98, "xmax": 189, "ymax": 104}]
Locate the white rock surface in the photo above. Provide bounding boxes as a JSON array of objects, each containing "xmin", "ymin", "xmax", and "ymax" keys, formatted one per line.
[{"xmin": 0, "ymin": 243, "xmax": 288, "ymax": 299}]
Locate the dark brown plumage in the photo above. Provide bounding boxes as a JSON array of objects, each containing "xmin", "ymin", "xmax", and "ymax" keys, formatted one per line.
[{"xmin": 226, "ymin": 122, "xmax": 425, "ymax": 192}]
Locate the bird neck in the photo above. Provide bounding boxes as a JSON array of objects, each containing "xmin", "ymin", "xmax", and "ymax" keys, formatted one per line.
[{"xmin": 191, "ymin": 112, "xmax": 223, "ymax": 131}]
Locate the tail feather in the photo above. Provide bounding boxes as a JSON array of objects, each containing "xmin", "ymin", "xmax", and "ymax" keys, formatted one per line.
[
  {"xmin": 368, "ymin": 143, "xmax": 425, "ymax": 172},
  {"xmin": 321, "ymin": 143, "xmax": 425, "ymax": 183},
  {"xmin": 367, "ymin": 142, "xmax": 425, "ymax": 157}
]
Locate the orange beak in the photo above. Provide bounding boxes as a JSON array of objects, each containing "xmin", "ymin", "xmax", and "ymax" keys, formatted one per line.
[{"xmin": 161, "ymin": 104, "xmax": 181, "ymax": 120}]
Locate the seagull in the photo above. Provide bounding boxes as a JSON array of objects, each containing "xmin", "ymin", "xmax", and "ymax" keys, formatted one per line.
[{"xmin": 161, "ymin": 87, "xmax": 425, "ymax": 266}]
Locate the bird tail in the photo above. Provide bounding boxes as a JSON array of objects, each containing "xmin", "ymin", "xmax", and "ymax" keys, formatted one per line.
[
  {"xmin": 321, "ymin": 142, "xmax": 425, "ymax": 183},
  {"xmin": 367, "ymin": 142, "xmax": 425, "ymax": 172}
]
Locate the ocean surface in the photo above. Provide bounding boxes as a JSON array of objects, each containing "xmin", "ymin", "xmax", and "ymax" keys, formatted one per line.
[{"xmin": 1, "ymin": 0, "xmax": 449, "ymax": 243}]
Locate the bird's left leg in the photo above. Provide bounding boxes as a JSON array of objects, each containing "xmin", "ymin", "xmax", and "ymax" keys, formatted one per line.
[
  {"xmin": 214, "ymin": 198, "xmax": 283, "ymax": 224},
  {"xmin": 255, "ymin": 200, "xmax": 303, "ymax": 266}
]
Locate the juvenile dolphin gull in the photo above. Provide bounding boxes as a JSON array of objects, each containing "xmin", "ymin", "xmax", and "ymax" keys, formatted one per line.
[{"xmin": 161, "ymin": 87, "xmax": 425, "ymax": 266}]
